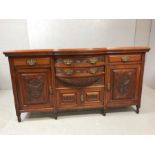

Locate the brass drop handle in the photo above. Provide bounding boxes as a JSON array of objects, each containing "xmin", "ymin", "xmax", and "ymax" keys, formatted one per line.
[
  {"xmin": 89, "ymin": 57, "xmax": 97, "ymax": 64},
  {"xmin": 64, "ymin": 69, "xmax": 74, "ymax": 75},
  {"xmin": 107, "ymin": 83, "xmax": 111, "ymax": 91},
  {"xmin": 27, "ymin": 58, "xmax": 37, "ymax": 66},
  {"xmin": 81, "ymin": 94, "xmax": 84, "ymax": 102},
  {"xmin": 89, "ymin": 68, "xmax": 98, "ymax": 74},
  {"xmin": 63, "ymin": 59, "xmax": 73, "ymax": 65},
  {"xmin": 49, "ymin": 86, "xmax": 53, "ymax": 95},
  {"xmin": 121, "ymin": 56, "xmax": 129, "ymax": 62}
]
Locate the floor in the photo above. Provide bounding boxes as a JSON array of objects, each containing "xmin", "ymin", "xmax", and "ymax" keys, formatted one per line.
[{"xmin": 0, "ymin": 85, "xmax": 155, "ymax": 134}]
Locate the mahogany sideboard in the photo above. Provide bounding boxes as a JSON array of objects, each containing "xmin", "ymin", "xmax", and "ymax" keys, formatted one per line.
[{"xmin": 4, "ymin": 47, "xmax": 150, "ymax": 122}]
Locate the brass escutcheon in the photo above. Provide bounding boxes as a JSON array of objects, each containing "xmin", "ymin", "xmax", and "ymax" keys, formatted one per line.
[
  {"xmin": 63, "ymin": 59, "xmax": 73, "ymax": 65},
  {"xmin": 27, "ymin": 58, "xmax": 37, "ymax": 66},
  {"xmin": 89, "ymin": 68, "xmax": 98, "ymax": 74},
  {"xmin": 64, "ymin": 69, "xmax": 74, "ymax": 75},
  {"xmin": 121, "ymin": 56, "xmax": 129, "ymax": 62},
  {"xmin": 89, "ymin": 57, "xmax": 98, "ymax": 64}
]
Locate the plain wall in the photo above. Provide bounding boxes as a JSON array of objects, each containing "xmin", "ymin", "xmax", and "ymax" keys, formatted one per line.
[
  {"xmin": 144, "ymin": 20, "xmax": 155, "ymax": 89},
  {"xmin": 27, "ymin": 19, "xmax": 136, "ymax": 48},
  {"xmin": 0, "ymin": 20, "xmax": 29, "ymax": 89},
  {"xmin": 0, "ymin": 19, "xmax": 152, "ymax": 90}
]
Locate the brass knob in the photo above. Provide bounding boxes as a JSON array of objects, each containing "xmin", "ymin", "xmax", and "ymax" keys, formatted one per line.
[
  {"xmin": 89, "ymin": 68, "xmax": 97, "ymax": 74},
  {"xmin": 89, "ymin": 57, "xmax": 97, "ymax": 64},
  {"xmin": 63, "ymin": 59, "xmax": 73, "ymax": 65},
  {"xmin": 121, "ymin": 56, "xmax": 128, "ymax": 62},
  {"xmin": 27, "ymin": 58, "xmax": 37, "ymax": 66},
  {"xmin": 64, "ymin": 69, "xmax": 74, "ymax": 75}
]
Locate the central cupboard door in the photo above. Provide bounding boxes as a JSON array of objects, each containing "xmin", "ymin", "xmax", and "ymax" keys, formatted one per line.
[
  {"xmin": 107, "ymin": 64, "xmax": 141, "ymax": 107},
  {"xmin": 16, "ymin": 68, "xmax": 54, "ymax": 110}
]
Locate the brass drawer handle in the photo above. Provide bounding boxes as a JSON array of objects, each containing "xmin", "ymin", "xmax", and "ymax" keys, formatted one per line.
[
  {"xmin": 64, "ymin": 69, "xmax": 74, "ymax": 75},
  {"xmin": 27, "ymin": 58, "xmax": 37, "ymax": 66},
  {"xmin": 121, "ymin": 56, "xmax": 129, "ymax": 62},
  {"xmin": 89, "ymin": 68, "xmax": 98, "ymax": 74},
  {"xmin": 63, "ymin": 59, "xmax": 73, "ymax": 65},
  {"xmin": 89, "ymin": 57, "xmax": 98, "ymax": 64}
]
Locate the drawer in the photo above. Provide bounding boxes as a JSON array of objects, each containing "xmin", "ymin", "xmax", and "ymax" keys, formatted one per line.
[
  {"xmin": 56, "ymin": 66, "xmax": 105, "ymax": 77},
  {"xmin": 108, "ymin": 54, "xmax": 141, "ymax": 63},
  {"xmin": 57, "ymin": 89, "xmax": 79, "ymax": 108},
  {"xmin": 55, "ymin": 55, "xmax": 105, "ymax": 67},
  {"xmin": 57, "ymin": 76, "xmax": 104, "ymax": 87},
  {"xmin": 13, "ymin": 57, "xmax": 50, "ymax": 66}
]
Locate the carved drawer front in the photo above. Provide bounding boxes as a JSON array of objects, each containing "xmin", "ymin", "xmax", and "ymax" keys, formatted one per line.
[
  {"xmin": 14, "ymin": 57, "xmax": 50, "ymax": 66},
  {"xmin": 81, "ymin": 87, "xmax": 104, "ymax": 106},
  {"xmin": 57, "ymin": 89, "xmax": 79, "ymax": 108},
  {"xmin": 55, "ymin": 55, "xmax": 105, "ymax": 67},
  {"xmin": 16, "ymin": 68, "xmax": 53, "ymax": 110},
  {"xmin": 108, "ymin": 54, "xmax": 141, "ymax": 63},
  {"xmin": 56, "ymin": 76, "xmax": 104, "ymax": 87},
  {"xmin": 56, "ymin": 66, "xmax": 105, "ymax": 78}
]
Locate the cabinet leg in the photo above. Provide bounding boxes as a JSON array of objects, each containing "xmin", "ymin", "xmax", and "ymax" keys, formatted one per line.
[
  {"xmin": 54, "ymin": 112, "xmax": 58, "ymax": 120},
  {"xmin": 102, "ymin": 109, "xmax": 106, "ymax": 116},
  {"xmin": 136, "ymin": 105, "xmax": 140, "ymax": 114},
  {"xmin": 17, "ymin": 114, "xmax": 21, "ymax": 122}
]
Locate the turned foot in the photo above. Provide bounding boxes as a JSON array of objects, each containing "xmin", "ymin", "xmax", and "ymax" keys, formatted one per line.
[
  {"xmin": 136, "ymin": 105, "xmax": 140, "ymax": 114},
  {"xmin": 54, "ymin": 112, "xmax": 58, "ymax": 120},
  {"xmin": 102, "ymin": 109, "xmax": 106, "ymax": 116},
  {"xmin": 17, "ymin": 115, "xmax": 21, "ymax": 122}
]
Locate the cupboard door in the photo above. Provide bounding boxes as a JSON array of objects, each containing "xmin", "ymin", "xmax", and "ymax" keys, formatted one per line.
[
  {"xmin": 107, "ymin": 64, "xmax": 141, "ymax": 107},
  {"xmin": 16, "ymin": 68, "xmax": 53, "ymax": 110},
  {"xmin": 81, "ymin": 87, "xmax": 104, "ymax": 107},
  {"xmin": 56, "ymin": 89, "xmax": 79, "ymax": 109}
]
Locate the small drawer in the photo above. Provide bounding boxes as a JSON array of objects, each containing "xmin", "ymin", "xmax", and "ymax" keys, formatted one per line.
[
  {"xmin": 56, "ymin": 66, "xmax": 105, "ymax": 78},
  {"xmin": 55, "ymin": 55, "xmax": 105, "ymax": 67},
  {"xmin": 13, "ymin": 57, "xmax": 50, "ymax": 66},
  {"xmin": 108, "ymin": 54, "xmax": 141, "ymax": 63}
]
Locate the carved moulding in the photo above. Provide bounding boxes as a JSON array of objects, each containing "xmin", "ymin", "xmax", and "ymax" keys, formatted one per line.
[{"xmin": 57, "ymin": 76, "xmax": 101, "ymax": 87}]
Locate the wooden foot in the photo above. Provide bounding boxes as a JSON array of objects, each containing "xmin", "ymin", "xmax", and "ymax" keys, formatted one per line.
[
  {"xmin": 102, "ymin": 109, "xmax": 106, "ymax": 116},
  {"xmin": 17, "ymin": 115, "xmax": 21, "ymax": 122},
  {"xmin": 54, "ymin": 112, "xmax": 58, "ymax": 120},
  {"xmin": 136, "ymin": 105, "xmax": 140, "ymax": 114}
]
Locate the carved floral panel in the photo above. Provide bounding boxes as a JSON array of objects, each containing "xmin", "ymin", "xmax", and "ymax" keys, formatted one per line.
[
  {"xmin": 111, "ymin": 69, "xmax": 136, "ymax": 100},
  {"xmin": 21, "ymin": 73, "xmax": 48, "ymax": 105}
]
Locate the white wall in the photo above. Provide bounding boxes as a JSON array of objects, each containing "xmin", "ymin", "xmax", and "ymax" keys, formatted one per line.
[
  {"xmin": 0, "ymin": 19, "xmax": 152, "ymax": 90},
  {"xmin": 144, "ymin": 20, "xmax": 155, "ymax": 89},
  {"xmin": 0, "ymin": 20, "xmax": 29, "ymax": 89},
  {"xmin": 27, "ymin": 19, "xmax": 136, "ymax": 48}
]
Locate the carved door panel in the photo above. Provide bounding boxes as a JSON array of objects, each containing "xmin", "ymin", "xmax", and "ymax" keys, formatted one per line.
[
  {"xmin": 81, "ymin": 87, "xmax": 104, "ymax": 107},
  {"xmin": 16, "ymin": 68, "xmax": 53, "ymax": 110},
  {"xmin": 56, "ymin": 89, "xmax": 80, "ymax": 109},
  {"xmin": 107, "ymin": 64, "xmax": 141, "ymax": 107}
]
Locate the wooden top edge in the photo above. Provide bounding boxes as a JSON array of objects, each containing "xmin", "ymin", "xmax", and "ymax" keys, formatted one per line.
[
  {"xmin": 3, "ymin": 47, "xmax": 150, "ymax": 56},
  {"xmin": 108, "ymin": 46, "xmax": 150, "ymax": 51},
  {"xmin": 53, "ymin": 48, "xmax": 107, "ymax": 52}
]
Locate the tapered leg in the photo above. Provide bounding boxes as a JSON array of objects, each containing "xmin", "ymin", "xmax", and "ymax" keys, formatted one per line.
[
  {"xmin": 17, "ymin": 114, "xmax": 21, "ymax": 122},
  {"xmin": 102, "ymin": 109, "xmax": 106, "ymax": 116},
  {"xmin": 136, "ymin": 105, "xmax": 140, "ymax": 114},
  {"xmin": 54, "ymin": 111, "xmax": 58, "ymax": 120}
]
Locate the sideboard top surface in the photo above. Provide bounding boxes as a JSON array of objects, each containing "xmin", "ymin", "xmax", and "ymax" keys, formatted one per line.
[{"xmin": 3, "ymin": 47, "xmax": 150, "ymax": 57}]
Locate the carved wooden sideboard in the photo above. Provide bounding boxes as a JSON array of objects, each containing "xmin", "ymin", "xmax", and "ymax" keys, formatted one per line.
[{"xmin": 4, "ymin": 47, "xmax": 150, "ymax": 122}]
